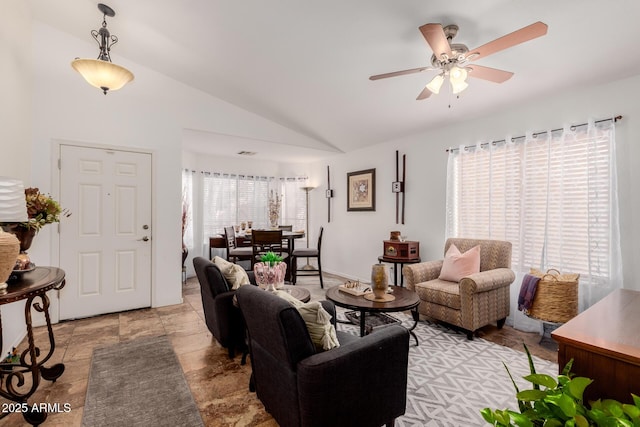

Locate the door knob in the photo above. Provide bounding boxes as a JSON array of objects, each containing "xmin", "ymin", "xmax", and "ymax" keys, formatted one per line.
[{"xmin": 138, "ymin": 236, "xmax": 149, "ymax": 242}]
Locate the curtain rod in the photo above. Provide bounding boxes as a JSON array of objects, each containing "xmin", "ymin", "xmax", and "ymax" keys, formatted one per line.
[{"xmin": 445, "ymin": 115, "xmax": 622, "ymax": 153}]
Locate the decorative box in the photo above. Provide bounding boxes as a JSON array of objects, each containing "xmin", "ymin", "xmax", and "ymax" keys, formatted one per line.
[{"xmin": 383, "ymin": 240, "xmax": 419, "ymax": 260}]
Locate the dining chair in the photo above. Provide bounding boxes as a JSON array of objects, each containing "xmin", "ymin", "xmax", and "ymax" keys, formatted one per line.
[
  {"xmin": 278, "ymin": 225, "xmax": 293, "ymax": 250},
  {"xmin": 291, "ymin": 226, "xmax": 324, "ymax": 288},
  {"xmin": 224, "ymin": 226, "xmax": 253, "ymax": 264},
  {"xmin": 251, "ymin": 229, "xmax": 289, "ymax": 268}
]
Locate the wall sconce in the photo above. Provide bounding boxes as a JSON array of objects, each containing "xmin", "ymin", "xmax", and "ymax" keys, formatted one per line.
[{"xmin": 71, "ymin": 3, "xmax": 134, "ymax": 95}]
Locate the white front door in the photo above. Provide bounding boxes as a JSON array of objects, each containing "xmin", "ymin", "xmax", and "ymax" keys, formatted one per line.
[{"xmin": 59, "ymin": 145, "xmax": 152, "ymax": 320}]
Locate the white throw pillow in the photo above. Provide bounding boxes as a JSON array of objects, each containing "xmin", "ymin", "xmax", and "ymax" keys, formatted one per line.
[
  {"xmin": 438, "ymin": 243, "xmax": 481, "ymax": 282},
  {"xmin": 274, "ymin": 290, "xmax": 340, "ymax": 351},
  {"xmin": 213, "ymin": 256, "xmax": 250, "ymax": 290}
]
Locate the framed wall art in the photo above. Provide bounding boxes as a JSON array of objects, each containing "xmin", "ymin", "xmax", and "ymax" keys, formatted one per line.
[{"xmin": 347, "ymin": 168, "xmax": 376, "ymax": 211}]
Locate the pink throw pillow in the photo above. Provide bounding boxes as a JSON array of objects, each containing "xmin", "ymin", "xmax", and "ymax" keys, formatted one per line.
[{"xmin": 438, "ymin": 244, "xmax": 481, "ymax": 282}]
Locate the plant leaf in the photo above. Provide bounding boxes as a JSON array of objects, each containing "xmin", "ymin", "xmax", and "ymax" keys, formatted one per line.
[
  {"xmin": 622, "ymin": 403, "xmax": 640, "ymax": 418},
  {"xmin": 524, "ymin": 374, "xmax": 557, "ymax": 389},
  {"xmin": 602, "ymin": 399, "xmax": 625, "ymax": 418},
  {"xmin": 567, "ymin": 377, "xmax": 593, "ymax": 400},
  {"xmin": 557, "ymin": 393, "xmax": 577, "ymax": 417},
  {"xmin": 508, "ymin": 412, "xmax": 533, "ymax": 427},
  {"xmin": 517, "ymin": 390, "xmax": 547, "ymax": 401},
  {"xmin": 573, "ymin": 414, "xmax": 589, "ymax": 427}
]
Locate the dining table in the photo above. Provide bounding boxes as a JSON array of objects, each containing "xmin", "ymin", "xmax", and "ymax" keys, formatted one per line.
[{"xmin": 210, "ymin": 229, "xmax": 305, "ymax": 281}]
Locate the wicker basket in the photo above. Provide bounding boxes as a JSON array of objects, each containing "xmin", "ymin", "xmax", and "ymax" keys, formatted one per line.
[{"xmin": 527, "ymin": 268, "xmax": 579, "ymax": 323}]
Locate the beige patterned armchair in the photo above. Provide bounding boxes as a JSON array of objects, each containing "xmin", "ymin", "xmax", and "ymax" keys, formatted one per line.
[{"xmin": 403, "ymin": 238, "xmax": 515, "ymax": 339}]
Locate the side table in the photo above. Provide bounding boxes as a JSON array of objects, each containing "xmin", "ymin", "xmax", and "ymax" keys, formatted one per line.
[
  {"xmin": 377, "ymin": 256, "xmax": 421, "ymax": 287},
  {"xmin": 0, "ymin": 267, "xmax": 66, "ymax": 426}
]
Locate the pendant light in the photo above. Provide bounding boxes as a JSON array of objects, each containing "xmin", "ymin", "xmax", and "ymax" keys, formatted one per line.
[{"xmin": 71, "ymin": 3, "xmax": 134, "ymax": 95}]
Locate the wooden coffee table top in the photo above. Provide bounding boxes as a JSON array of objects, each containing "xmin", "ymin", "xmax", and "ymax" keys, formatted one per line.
[{"xmin": 325, "ymin": 285, "xmax": 419, "ymax": 313}]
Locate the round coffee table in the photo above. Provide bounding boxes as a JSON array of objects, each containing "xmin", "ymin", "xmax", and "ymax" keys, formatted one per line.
[{"xmin": 325, "ymin": 285, "xmax": 420, "ymax": 345}]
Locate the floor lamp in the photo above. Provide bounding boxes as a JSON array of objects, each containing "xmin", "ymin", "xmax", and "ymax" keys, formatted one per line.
[{"xmin": 301, "ymin": 186, "xmax": 316, "ymax": 270}]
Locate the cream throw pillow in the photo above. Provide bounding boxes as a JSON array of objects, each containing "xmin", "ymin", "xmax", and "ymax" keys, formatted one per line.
[
  {"xmin": 212, "ymin": 256, "xmax": 250, "ymax": 290},
  {"xmin": 274, "ymin": 290, "xmax": 340, "ymax": 351},
  {"xmin": 438, "ymin": 243, "xmax": 481, "ymax": 282}
]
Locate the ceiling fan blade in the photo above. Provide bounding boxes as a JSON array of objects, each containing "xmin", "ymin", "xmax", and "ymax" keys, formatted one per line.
[
  {"xmin": 467, "ymin": 21, "xmax": 548, "ymax": 62},
  {"xmin": 416, "ymin": 87, "xmax": 432, "ymax": 100},
  {"xmin": 419, "ymin": 23, "xmax": 453, "ymax": 59},
  {"xmin": 466, "ymin": 65, "xmax": 514, "ymax": 83},
  {"xmin": 369, "ymin": 66, "xmax": 434, "ymax": 81}
]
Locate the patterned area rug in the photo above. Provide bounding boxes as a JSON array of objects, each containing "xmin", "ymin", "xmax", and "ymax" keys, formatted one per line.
[
  {"xmin": 338, "ymin": 315, "xmax": 558, "ymax": 427},
  {"xmin": 82, "ymin": 335, "xmax": 204, "ymax": 427}
]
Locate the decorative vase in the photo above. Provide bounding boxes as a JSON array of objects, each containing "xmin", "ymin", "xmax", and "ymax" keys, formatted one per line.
[
  {"xmin": 265, "ymin": 263, "xmax": 277, "ymax": 292},
  {"xmin": 0, "ymin": 230, "xmax": 20, "ymax": 291},
  {"xmin": 3, "ymin": 225, "xmax": 37, "ymax": 252},
  {"xmin": 370, "ymin": 264, "xmax": 389, "ymax": 300}
]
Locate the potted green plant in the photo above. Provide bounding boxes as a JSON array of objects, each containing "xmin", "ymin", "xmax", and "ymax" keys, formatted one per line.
[
  {"xmin": 260, "ymin": 251, "xmax": 283, "ymax": 267},
  {"xmin": 481, "ymin": 345, "xmax": 640, "ymax": 427}
]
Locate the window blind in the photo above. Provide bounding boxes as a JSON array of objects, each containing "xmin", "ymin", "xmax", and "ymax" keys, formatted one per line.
[{"xmin": 446, "ymin": 119, "xmax": 621, "ymax": 309}]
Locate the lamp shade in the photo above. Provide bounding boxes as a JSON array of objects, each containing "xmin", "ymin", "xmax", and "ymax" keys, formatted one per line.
[
  {"xmin": 426, "ymin": 74, "xmax": 445, "ymax": 94},
  {"xmin": 449, "ymin": 66, "xmax": 469, "ymax": 94},
  {"xmin": 0, "ymin": 177, "xmax": 25, "ymax": 290},
  {"xmin": 0, "ymin": 177, "xmax": 27, "ymax": 222},
  {"xmin": 71, "ymin": 59, "xmax": 134, "ymax": 94}
]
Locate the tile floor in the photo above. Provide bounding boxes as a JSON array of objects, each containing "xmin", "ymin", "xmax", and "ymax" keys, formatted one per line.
[{"xmin": 0, "ymin": 273, "xmax": 556, "ymax": 427}]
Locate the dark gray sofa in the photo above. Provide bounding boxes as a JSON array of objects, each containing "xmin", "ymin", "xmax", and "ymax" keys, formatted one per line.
[
  {"xmin": 236, "ymin": 284, "xmax": 410, "ymax": 427},
  {"xmin": 193, "ymin": 256, "xmax": 255, "ymax": 360}
]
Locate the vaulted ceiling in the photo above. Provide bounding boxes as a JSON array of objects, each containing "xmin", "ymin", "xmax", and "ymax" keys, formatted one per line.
[{"xmin": 29, "ymin": 1, "xmax": 640, "ymax": 161}]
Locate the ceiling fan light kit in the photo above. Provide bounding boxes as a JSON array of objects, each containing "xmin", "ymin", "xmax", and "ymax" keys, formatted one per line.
[
  {"xmin": 71, "ymin": 3, "xmax": 134, "ymax": 95},
  {"xmin": 370, "ymin": 21, "xmax": 548, "ymax": 100}
]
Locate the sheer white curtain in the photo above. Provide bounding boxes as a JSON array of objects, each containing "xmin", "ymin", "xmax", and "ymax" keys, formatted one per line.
[
  {"xmin": 445, "ymin": 119, "xmax": 621, "ymax": 331},
  {"xmin": 192, "ymin": 172, "xmax": 307, "ymax": 257},
  {"xmin": 181, "ymin": 169, "xmax": 194, "ymax": 250}
]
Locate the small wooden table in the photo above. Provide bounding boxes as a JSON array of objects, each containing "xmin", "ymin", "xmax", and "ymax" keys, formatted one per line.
[
  {"xmin": 552, "ymin": 289, "xmax": 640, "ymax": 403},
  {"xmin": 0, "ymin": 267, "xmax": 66, "ymax": 426},
  {"xmin": 377, "ymin": 256, "xmax": 421, "ymax": 287},
  {"xmin": 325, "ymin": 285, "xmax": 420, "ymax": 345}
]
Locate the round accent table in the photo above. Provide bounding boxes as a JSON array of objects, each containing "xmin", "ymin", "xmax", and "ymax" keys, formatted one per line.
[
  {"xmin": 326, "ymin": 285, "xmax": 420, "ymax": 345},
  {"xmin": 0, "ymin": 267, "xmax": 66, "ymax": 426}
]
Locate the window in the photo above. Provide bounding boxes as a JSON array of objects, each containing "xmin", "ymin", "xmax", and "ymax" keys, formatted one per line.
[
  {"xmin": 200, "ymin": 172, "xmax": 307, "ymax": 238},
  {"xmin": 445, "ymin": 119, "xmax": 621, "ymax": 309}
]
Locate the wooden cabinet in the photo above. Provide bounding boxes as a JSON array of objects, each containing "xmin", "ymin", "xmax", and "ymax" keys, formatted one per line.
[
  {"xmin": 382, "ymin": 240, "xmax": 419, "ymax": 260},
  {"xmin": 552, "ymin": 289, "xmax": 640, "ymax": 403}
]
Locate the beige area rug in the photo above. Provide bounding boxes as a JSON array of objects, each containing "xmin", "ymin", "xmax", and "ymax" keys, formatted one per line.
[{"xmin": 82, "ymin": 335, "xmax": 204, "ymax": 427}]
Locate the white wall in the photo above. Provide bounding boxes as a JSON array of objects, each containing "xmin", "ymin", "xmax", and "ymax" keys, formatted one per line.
[{"xmin": 0, "ymin": 1, "xmax": 33, "ymax": 358}]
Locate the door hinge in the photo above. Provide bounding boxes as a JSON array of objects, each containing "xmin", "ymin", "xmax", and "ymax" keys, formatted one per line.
[{"xmin": 57, "ymin": 158, "xmax": 61, "ymax": 170}]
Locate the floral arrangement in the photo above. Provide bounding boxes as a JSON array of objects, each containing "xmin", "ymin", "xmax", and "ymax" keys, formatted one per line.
[
  {"xmin": 21, "ymin": 188, "xmax": 70, "ymax": 231},
  {"xmin": 268, "ymin": 190, "xmax": 281, "ymax": 228}
]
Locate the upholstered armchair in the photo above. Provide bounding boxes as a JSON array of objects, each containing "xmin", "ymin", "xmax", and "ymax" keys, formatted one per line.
[
  {"xmin": 193, "ymin": 257, "xmax": 256, "ymax": 359},
  {"xmin": 236, "ymin": 284, "xmax": 410, "ymax": 427},
  {"xmin": 403, "ymin": 238, "xmax": 515, "ymax": 339}
]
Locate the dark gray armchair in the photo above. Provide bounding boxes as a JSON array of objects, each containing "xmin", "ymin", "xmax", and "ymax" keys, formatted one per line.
[
  {"xmin": 193, "ymin": 257, "xmax": 255, "ymax": 360},
  {"xmin": 236, "ymin": 284, "xmax": 410, "ymax": 427}
]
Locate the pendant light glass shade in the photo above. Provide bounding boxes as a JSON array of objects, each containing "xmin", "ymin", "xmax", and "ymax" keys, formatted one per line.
[
  {"xmin": 72, "ymin": 4, "xmax": 134, "ymax": 95},
  {"xmin": 72, "ymin": 59, "xmax": 134, "ymax": 94},
  {"xmin": 426, "ymin": 74, "xmax": 445, "ymax": 94}
]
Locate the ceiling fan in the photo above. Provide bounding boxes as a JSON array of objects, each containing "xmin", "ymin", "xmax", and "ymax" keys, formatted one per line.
[{"xmin": 369, "ymin": 21, "xmax": 548, "ymax": 100}]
